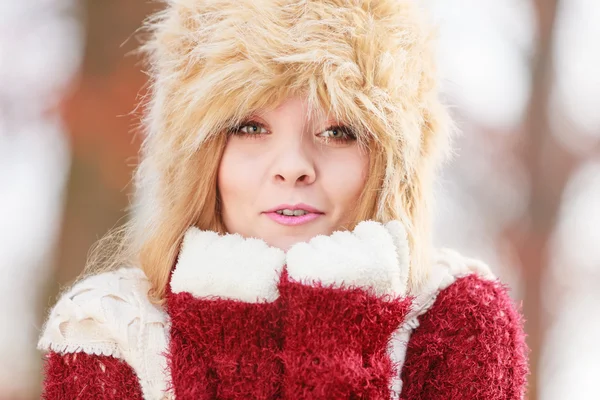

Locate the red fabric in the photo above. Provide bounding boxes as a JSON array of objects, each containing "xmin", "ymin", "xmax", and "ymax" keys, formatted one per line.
[
  {"xmin": 400, "ymin": 274, "xmax": 529, "ymax": 399},
  {"xmin": 42, "ymin": 351, "xmax": 143, "ymax": 400},
  {"xmin": 278, "ymin": 271, "xmax": 412, "ymax": 399},
  {"xmin": 41, "ymin": 272, "xmax": 528, "ymax": 399},
  {"xmin": 166, "ymin": 291, "xmax": 282, "ymax": 400}
]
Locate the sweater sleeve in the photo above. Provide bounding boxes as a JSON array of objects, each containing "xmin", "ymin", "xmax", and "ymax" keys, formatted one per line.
[
  {"xmin": 279, "ymin": 273, "xmax": 412, "ymax": 399},
  {"xmin": 400, "ymin": 274, "xmax": 529, "ymax": 399},
  {"xmin": 42, "ymin": 351, "xmax": 143, "ymax": 399},
  {"xmin": 167, "ymin": 229, "xmax": 286, "ymax": 400},
  {"xmin": 37, "ymin": 268, "xmax": 171, "ymax": 399},
  {"xmin": 279, "ymin": 221, "xmax": 412, "ymax": 399}
]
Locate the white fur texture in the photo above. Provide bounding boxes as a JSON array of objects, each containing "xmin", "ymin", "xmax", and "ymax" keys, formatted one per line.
[
  {"xmin": 170, "ymin": 228, "xmax": 286, "ymax": 303},
  {"xmin": 37, "ymin": 267, "xmax": 172, "ymax": 400},
  {"xmin": 286, "ymin": 220, "xmax": 411, "ymax": 297}
]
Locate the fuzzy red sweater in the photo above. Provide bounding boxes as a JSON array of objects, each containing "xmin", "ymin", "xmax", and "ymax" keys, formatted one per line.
[
  {"xmin": 40, "ymin": 225, "xmax": 528, "ymax": 399},
  {"xmin": 42, "ymin": 274, "xmax": 527, "ymax": 399}
]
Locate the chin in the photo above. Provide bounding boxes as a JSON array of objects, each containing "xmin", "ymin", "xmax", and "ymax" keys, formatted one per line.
[
  {"xmin": 262, "ymin": 232, "xmax": 318, "ymax": 252},
  {"xmin": 264, "ymin": 237, "xmax": 301, "ymax": 252}
]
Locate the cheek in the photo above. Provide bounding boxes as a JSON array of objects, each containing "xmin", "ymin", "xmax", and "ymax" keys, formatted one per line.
[
  {"xmin": 320, "ymin": 147, "xmax": 369, "ymax": 205},
  {"xmin": 217, "ymin": 142, "xmax": 260, "ymax": 208}
]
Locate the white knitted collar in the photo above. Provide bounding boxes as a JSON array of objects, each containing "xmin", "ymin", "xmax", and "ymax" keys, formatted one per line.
[{"xmin": 169, "ymin": 220, "xmax": 411, "ymax": 302}]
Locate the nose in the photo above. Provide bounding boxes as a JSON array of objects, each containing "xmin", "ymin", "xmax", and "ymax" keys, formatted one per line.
[{"xmin": 272, "ymin": 140, "xmax": 316, "ymax": 186}]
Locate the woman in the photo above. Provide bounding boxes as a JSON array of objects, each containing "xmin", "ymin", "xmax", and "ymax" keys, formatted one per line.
[{"xmin": 38, "ymin": 0, "xmax": 529, "ymax": 399}]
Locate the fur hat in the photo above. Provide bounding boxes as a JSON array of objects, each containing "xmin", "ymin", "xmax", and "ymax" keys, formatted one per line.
[{"xmin": 132, "ymin": 0, "xmax": 452, "ymax": 289}]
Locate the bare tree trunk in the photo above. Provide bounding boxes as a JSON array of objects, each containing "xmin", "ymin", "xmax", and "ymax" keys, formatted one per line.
[
  {"xmin": 47, "ymin": 1, "xmax": 157, "ymax": 292},
  {"xmin": 518, "ymin": 1, "xmax": 560, "ymax": 398}
]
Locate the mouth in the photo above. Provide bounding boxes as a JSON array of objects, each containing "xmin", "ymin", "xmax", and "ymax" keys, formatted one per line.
[{"xmin": 263, "ymin": 204, "xmax": 324, "ymax": 226}]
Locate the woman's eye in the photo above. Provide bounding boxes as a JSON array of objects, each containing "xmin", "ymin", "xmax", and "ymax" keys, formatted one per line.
[
  {"xmin": 229, "ymin": 121, "xmax": 268, "ymax": 137},
  {"xmin": 238, "ymin": 123, "xmax": 267, "ymax": 134},
  {"xmin": 319, "ymin": 126, "xmax": 356, "ymax": 142}
]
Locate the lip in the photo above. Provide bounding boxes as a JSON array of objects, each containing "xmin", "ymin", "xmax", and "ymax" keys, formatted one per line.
[
  {"xmin": 263, "ymin": 203, "xmax": 324, "ymax": 226},
  {"xmin": 264, "ymin": 203, "xmax": 323, "ymax": 214}
]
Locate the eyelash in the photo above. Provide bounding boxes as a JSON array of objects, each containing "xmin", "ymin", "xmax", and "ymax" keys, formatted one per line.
[
  {"xmin": 229, "ymin": 120, "xmax": 357, "ymax": 144},
  {"xmin": 228, "ymin": 120, "xmax": 268, "ymax": 139}
]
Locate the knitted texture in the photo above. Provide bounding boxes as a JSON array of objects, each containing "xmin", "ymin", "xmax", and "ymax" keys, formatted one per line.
[
  {"xmin": 38, "ymin": 225, "xmax": 529, "ymax": 398},
  {"xmin": 166, "ymin": 291, "xmax": 282, "ymax": 399},
  {"xmin": 36, "ymin": 267, "xmax": 171, "ymax": 399},
  {"xmin": 42, "ymin": 351, "xmax": 143, "ymax": 399},
  {"xmin": 279, "ymin": 271, "xmax": 412, "ymax": 399},
  {"xmin": 400, "ymin": 274, "xmax": 529, "ymax": 399},
  {"xmin": 39, "ymin": 272, "xmax": 529, "ymax": 398}
]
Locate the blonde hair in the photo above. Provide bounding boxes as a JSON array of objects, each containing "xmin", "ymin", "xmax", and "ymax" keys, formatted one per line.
[{"xmin": 82, "ymin": 0, "xmax": 452, "ymax": 303}]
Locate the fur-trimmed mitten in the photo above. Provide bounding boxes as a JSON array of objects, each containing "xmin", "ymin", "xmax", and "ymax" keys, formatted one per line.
[
  {"xmin": 166, "ymin": 229, "xmax": 286, "ymax": 400},
  {"xmin": 278, "ymin": 221, "xmax": 413, "ymax": 399}
]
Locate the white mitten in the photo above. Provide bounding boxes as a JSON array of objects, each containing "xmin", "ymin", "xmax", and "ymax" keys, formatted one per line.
[{"xmin": 286, "ymin": 220, "xmax": 411, "ymax": 297}]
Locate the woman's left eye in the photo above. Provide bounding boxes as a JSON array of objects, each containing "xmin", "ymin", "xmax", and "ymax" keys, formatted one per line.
[
  {"xmin": 319, "ymin": 126, "xmax": 356, "ymax": 142},
  {"xmin": 238, "ymin": 123, "xmax": 267, "ymax": 135}
]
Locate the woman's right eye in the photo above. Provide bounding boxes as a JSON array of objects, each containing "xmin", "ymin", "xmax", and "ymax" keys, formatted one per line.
[{"xmin": 231, "ymin": 121, "xmax": 268, "ymax": 136}]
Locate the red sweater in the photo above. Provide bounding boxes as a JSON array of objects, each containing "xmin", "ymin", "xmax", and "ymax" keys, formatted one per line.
[{"xmin": 39, "ymin": 222, "xmax": 528, "ymax": 399}]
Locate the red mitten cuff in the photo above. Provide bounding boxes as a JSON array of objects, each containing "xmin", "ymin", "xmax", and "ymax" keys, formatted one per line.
[
  {"xmin": 167, "ymin": 229, "xmax": 286, "ymax": 400},
  {"xmin": 280, "ymin": 221, "xmax": 413, "ymax": 399}
]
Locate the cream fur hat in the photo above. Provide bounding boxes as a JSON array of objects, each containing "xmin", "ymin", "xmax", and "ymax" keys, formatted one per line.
[{"xmin": 131, "ymin": 0, "xmax": 452, "ymax": 290}]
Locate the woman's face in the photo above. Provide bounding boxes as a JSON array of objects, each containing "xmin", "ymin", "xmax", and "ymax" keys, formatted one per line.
[{"xmin": 218, "ymin": 96, "xmax": 369, "ymax": 250}]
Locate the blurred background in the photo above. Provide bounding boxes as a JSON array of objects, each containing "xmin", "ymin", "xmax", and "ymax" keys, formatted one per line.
[{"xmin": 0, "ymin": 0, "xmax": 598, "ymax": 398}]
